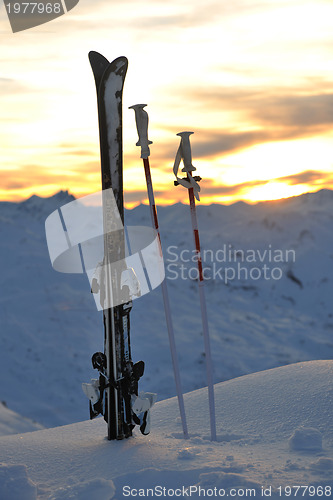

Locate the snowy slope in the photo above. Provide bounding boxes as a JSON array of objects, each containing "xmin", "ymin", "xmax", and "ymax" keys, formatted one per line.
[
  {"xmin": 0, "ymin": 402, "xmax": 44, "ymax": 436},
  {"xmin": 0, "ymin": 191, "xmax": 100, "ymax": 427},
  {"xmin": 0, "ymin": 361, "xmax": 332, "ymax": 499},
  {"xmin": 0, "ymin": 189, "xmax": 333, "ymax": 430}
]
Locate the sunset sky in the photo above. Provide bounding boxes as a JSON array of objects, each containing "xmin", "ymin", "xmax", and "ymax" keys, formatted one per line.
[{"xmin": 0, "ymin": 0, "xmax": 333, "ymax": 207}]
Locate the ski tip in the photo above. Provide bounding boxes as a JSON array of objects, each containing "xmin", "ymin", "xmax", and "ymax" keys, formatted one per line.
[
  {"xmin": 114, "ymin": 56, "xmax": 129, "ymax": 69},
  {"xmin": 88, "ymin": 53, "xmax": 128, "ymax": 92},
  {"xmin": 88, "ymin": 52, "xmax": 128, "ymax": 70},
  {"xmin": 88, "ymin": 51, "xmax": 110, "ymax": 65}
]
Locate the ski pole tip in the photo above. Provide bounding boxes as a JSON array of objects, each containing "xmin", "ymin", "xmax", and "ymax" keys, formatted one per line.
[
  {"xmin": 129, "ymin": 104, "xmax": 148, "ymax": 111},
  {"xmin": 176, "ymin": 131, "xmax": 194, "ymax": 138}
]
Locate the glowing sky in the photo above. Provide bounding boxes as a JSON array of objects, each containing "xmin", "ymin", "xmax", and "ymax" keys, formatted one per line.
[{"xmin": 1, "ymin": 0, "xmax": 333, "ymax": 206}]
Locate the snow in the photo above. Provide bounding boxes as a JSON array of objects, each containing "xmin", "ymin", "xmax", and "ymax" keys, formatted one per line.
[
  {"xmin": 0, "ymin": 464, "xmax": 37, "ymax": 500},
  {"xmin": 289, "ymin": 428, "xmax": 323, "ymax": 452},
  {"xmin": 0, "ymin": 402, "xmax": 43, "ymax": 436},
  {"xmin": 0, "ymin": 361, "xmax": 332, "ymax": 498},
  {"xmin": 1, "ymin": 189, "xmax": 333, "ymax": 498},
  {"xmin": 47, "ymin": 479, "xmax": 115, "ymax": 500}
]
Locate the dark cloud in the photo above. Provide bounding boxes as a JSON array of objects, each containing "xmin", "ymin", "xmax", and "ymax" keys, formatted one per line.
[
  {"xmin": 60, "ymin": 148, "xmax": 97, "ymax": 157},
  {"xmin": 276, "ymin": 170, "xmax": 331, "ymax": 186},
  {"xmin": 192, "ymin": 170, "xmax": 333, "ymax": 199},
  {"xmin": 179, "ymin": 86, "xmax": 333, "ymax": 128},
  {"xmin": 3, "ymin": 181, "xmax": 27, "ymax": 190},
  {"xmin": 163, "ymin": 86, "xmax": 333, "ymax": 158},
  {"xmin": 191, "ymin": 130, "xmax": 273, "ymax": 158},
  {"xmin": 122, "ymin": 178, "xmax": 269, "ymax": 204},
  {"xmin": 124, "ymin": 189, "xmax": 167, "ymax": 204},
  {"xmin": 0, "ymin": 171, "xmax": 40, "ymax": 190},
  {"xmin": 251, "ymin": 94, "xmax": 333, "ymax": 128},
  {"xmin": 172, "ymin": 126, "xmax": 309, "ymax": 160},
  {"xmin": 0, "ymin": 166, "xmax": 62, "ymax": 190},
  {"xmin": 125, "ymin": 143, "xmax": 177, "ymax": 169},
  {"xmin": 71, "ymin": 161, "xmax": 100, "ymax": 173},
  {"xmin": 124, "ymin": 190, "xmax": 149, "ymax": 203},
  {"xmin": 0, "ymin": 161, "xmax": 97, "ymax": 191},
  {"xmin": 199, "ymin": 178, "xmax": 269, "ymax": 196}
]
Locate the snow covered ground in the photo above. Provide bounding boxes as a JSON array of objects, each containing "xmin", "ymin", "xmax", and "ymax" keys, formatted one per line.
[
  {"xmin": 0, "ymin": 402, "xmax": 43, "ymax": 436},
  {"xmin": 0, "ymin": 189, "xmax": 333, "ymax": 498},
  {"xmin": 0, "ymin": 361, "xmax": 332, "ymax": 499}
]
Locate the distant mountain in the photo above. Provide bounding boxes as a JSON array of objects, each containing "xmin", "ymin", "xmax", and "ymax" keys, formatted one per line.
[
  {"xmin": 0, "ymin": 190, "xmax": 75, "ymax": 219},
  {"xmin": 0, "ymin": 188, "xmax": 332, "ymax": 429}
]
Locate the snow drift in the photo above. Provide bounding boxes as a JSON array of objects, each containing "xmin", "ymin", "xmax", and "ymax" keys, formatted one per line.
[{"xmin": 0, "ymin": 361, "xmax": 332, "ymax": 499}]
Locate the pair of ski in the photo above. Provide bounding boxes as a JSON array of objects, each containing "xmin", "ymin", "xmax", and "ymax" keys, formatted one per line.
[{"xmin": 82, "ymin": 52, "xmax": 154, "ymax": 440}]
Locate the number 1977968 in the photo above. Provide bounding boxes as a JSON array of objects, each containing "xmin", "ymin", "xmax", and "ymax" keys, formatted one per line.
[
  {"xmin": 5, "ymin": 3, "xmax": 62, "ymax": 14},
  {"xmin": 277, "ymin": 485, "xmax": 332, "ymax": 497}
]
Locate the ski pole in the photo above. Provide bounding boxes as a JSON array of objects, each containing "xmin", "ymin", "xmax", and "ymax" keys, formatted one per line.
[
  {"xmin": 129, "ymin": 104, "xmax": 189, "ymax": 440},
  {"xmin": 173, "ymin": 131, "xmax": 217, "ymax": 441}
]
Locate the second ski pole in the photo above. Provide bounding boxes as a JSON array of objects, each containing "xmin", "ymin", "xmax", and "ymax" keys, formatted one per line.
[
  {"xmin": 129, "ymin": 104, "xmax": 189, "ymax": 440},
  {"xmin": 173, "ymin": 131, "xmax": 217, "ymax": 442}
]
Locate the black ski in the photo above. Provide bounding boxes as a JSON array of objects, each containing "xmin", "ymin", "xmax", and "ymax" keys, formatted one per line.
[{"xmin": 88, "ymin": 51, "xmax": 142, "ymax": 440}]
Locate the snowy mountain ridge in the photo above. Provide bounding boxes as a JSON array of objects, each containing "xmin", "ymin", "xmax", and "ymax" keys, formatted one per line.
[{"xmin": 4, "ymin": 187, "xmax": 333, "ymax": 219}]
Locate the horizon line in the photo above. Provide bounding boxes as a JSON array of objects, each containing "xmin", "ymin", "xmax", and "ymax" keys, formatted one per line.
[{"xmin": 1, "ymin": 187, "xmax": 331, "ymax": 208}]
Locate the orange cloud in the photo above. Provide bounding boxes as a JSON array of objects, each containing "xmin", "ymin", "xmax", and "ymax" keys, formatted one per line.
[
  {"xmin": 276, "ymin": 170, "xmax": 332, "ymax": 186},
  {"xmin": 160, "ymin": 85, "xmax": 333, "ymax": 159}
]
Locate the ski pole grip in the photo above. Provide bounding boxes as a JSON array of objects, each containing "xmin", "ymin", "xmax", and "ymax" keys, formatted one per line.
[
  {"xmin": 129, "ymin": 104, "xmax": 153, "ymax": 159},
  {"xmin": 176, "ymin": 131, "xmax": 195, "ymax": 173}
]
